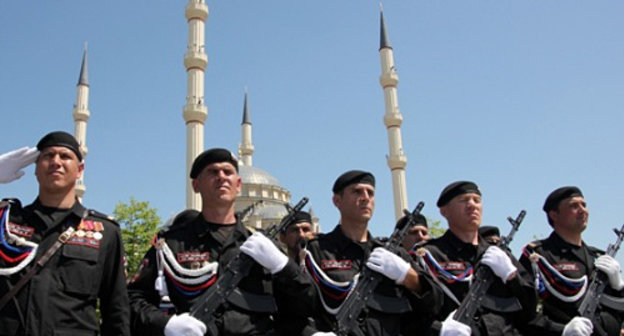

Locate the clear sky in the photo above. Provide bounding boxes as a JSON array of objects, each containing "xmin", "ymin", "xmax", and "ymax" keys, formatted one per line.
[{"xmin": 1, "ymin": 1, "xmax": 623, "ymax": 261}]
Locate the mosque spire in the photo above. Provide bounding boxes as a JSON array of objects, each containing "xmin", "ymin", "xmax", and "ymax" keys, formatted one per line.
[
  {"xmin": 239, "ymin": 90, "xmax": 254, "ymax": 166},
  {"xmin": 379, "ymin": 3, "xmax": 392, "ymax": 50},
  {"xmin": 378, "ymin": 6, "xmax": 409, "ymax": 221},
  {"xmin": 183, "ymin": 0, "xmax": 209, "ymax": 210},
  {"xmin": 73, "ymin": 43, "xmax": 90, "ymax": 201}
]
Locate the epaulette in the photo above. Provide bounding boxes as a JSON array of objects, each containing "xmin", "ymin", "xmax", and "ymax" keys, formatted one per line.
[
  {"xmin": 1, "ymin": 198, "xmax": 22, "ymax": 209},
  {"xmin": 88, "ymin": 209, "xmax": 120, "ymax": 227}
]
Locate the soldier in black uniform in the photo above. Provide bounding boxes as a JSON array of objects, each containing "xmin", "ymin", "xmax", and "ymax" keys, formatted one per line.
[
  {"xmin": 394, "ymin": 212, "xmax": 430, "ymax": 254},
  {"xmin": 301, "ymin": 170, "xmax": 440, "ymax": 336},
  {"xmin": 279, "ymin": 210, "xmax": 315, "ymax": 264},
  {"xmin": 127, "ymin": 148, "xmax": 313, "ymax": 336},
  {"xmin": 0, "ymin": 131, "xmax": 130, "ymax": 336},
  {"xmin": 519, "ymin": 186, "xmax": 624, "ymax": 336},
  {"xmin": 414, "ymin": 181, "xmax": 536, "ymax": 336}
]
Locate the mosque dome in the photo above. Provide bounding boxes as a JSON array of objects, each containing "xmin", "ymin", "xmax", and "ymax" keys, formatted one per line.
[{"xmin": 239, "ymin": 166, "xmax": 283, "ymax": 188}]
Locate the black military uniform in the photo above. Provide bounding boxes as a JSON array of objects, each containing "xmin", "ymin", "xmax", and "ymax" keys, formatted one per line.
[
  {"xmin": 416, "ymin": 230, "xmax": 537, "ymax": 336},
  {"xmin": 0, "ymin": 198, "xmax": 130, "ymax": 336},
  {"xmin": 302, "ymin": 225, "xmax": 439, "ymax": 336},
  {"xmin": 520, "ymin": 232, "xmax": 624, "ymax": 336},
  {"xmin": 128, "ymin": 212, "xmax": 313, "ymax": 336}
]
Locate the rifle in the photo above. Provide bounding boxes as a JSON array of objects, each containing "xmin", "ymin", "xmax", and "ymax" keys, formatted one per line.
[
  {"xmin": 577, "ymin": 223, "xmax": 624, "ymax": 321},
  {"xmin": 453, "ymin": 210, "xmax": 526, "ymax": 326},
  {"xmin": 333, "ymin": 201, "xmax": 425, "ymax": 336},
  {"xmin": 189, "ymin": 197, "xmax": 309, "ymax": 336}
]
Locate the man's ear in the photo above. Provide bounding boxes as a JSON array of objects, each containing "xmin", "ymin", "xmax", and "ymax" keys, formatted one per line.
[{"xmin": 191, "ymin": 179, "xmax": 199, "ymax": 193}]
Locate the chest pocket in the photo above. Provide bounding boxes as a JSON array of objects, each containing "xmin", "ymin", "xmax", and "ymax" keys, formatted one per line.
[{"xmin": 59, "ymin": 244, "xmax": 100, "ymax": 297}]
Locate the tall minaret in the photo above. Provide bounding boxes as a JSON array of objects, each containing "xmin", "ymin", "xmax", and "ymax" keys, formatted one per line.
[
  {"xmin": 73, "ymin": 45, "xmax": 90, "ymax": 201},
  {"xmin": 238, "ymin": 91, "xmax": 254, "ymax": 167},
  {"xmin": 379, "ymin": 6, "xmax": 409, "ymax": 220},
  {"xmin": 183, "ymin": 0, "xmax": 209, "ymax": 210}
]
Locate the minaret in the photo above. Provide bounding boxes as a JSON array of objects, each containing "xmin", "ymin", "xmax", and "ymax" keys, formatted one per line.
[
  {"xmin": 379, "ymin": 6, "xmax": 409, "ymax": 220},
  {"xmin": 238, "ymin": 91, "xmax": 254, "ymax": 167},
  {"xmin": 73, "ymin": 45, "xmax": 90, "ymax": 201},
  {"xmin": 183, "ymin": 0, "xmax": 209, "ymax": 210}
]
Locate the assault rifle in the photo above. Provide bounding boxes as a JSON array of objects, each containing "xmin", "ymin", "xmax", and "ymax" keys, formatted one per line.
[
  {"xmin": 453, "ymin": 210, "xmax": 526, "ymax": 326},
  {"xmin": 189, "ymin": 197, "xmax": 309, "ymax": 336},
  {"xmin": 578, "ymin": 223, "xmax": 624, "ymax": 321},
  {"xmin": 333, "ymin": 201, "xmax": 425, "ymax": 336}
]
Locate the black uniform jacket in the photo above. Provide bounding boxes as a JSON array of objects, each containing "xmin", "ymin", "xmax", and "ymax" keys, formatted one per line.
[
  {"xmin": 127, "ymin": 213, "xmax": 313, "ymax": 336},
  {"xmin": 416, "ymin": 230, "xmax": 537, "ymax": 336},
  {"xmin": 520, "ymin": 232, "xmax": 624, "ymax": 336},
  {"xmin": 302, "ymin": 224, "xmax": 440, "ymax": 336},
  {"xmin": 0, "ymin": 198, "xmax": 130, "ymax": 336}
]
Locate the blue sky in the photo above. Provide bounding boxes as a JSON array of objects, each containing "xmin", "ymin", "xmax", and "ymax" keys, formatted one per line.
[{"xmin": 1, "ymin": 1, "xmax": 623, "ymax": 260}]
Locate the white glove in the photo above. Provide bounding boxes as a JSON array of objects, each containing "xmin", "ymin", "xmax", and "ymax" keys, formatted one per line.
[
  {"xmin": 440, "ymin": 310, "xmax": 471, "ymax": 336},
  {"xmin": 0, "ymin": 147, "xmax": 39, "ymax": 184},
  {"xmin": 562, "ymin": 316, "xmax": 593, "ymax": 336},
  {"xmin": 164, "ymin": 313, "xmax": 207, "ymax": 336},
  {"xmin": 240, "ymin": 232, "xmax": 288, "ymax": 274},
  {"xmin": 595, "ymin": 255, "xmax": 624, "ymax": 290},
  {"xmin": 312, "ymin": 332, "xmax": 337, "ymax": 336},
  {"xmin": 480, "ymin": 246, "xmax": 517, "ymax": 283},
  {"xmin": 366, "ymin": 247, "xmax": 411, "ymax": 284}
]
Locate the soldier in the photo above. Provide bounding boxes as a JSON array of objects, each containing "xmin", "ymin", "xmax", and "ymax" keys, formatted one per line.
[
  {"xmin": 479, "ymin": 225, "xmax": 501, "ymax": 246},
  {"xmin": 0, "ymin": 131, "xmax": 130, "ymax": 335},
  {"xmin": 395, "ymin": 212, "xmax": 430, "ymax": 253},
  {"xmin": 279, "ymin": 210, "xmax": 315, "ymax": 264},
  {"xmin": 414, "ymin": 181, "xmax": 536, "ymax": 336},
  {"xmin": 302, "ymin": 170, "xmax": 439, "ymax": 336},
  {"xmin": 127, "ymin": 148, "xmax": 312, "ymax": 336},
  {"xmin": 520, "ymin": 186, "xmax": 624, "ymax": 336}
]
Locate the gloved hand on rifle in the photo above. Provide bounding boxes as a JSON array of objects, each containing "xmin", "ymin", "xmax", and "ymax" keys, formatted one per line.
[
  {"xmin": 595, "ymin": 255, "xmax": 624, "ymax": 290},
  {"xmin": 562, "ymin": 316, "xmax": 593, "ymax": 336},
  {"xmin": 0, "ymin": 147, "xmax": 39, "ymax": 184},
  {"xmin": 366, "ymin": 247, "xmax": 411, "ymax": 284},
  {"xmin": 480, "ymin": 246, "xmax": 517, "ymax": 283},
  {"xmin": 240, "ymin": 232, "xmax": 288, "ymax": 274},
  {"xmin": 164, "ymin": 313, "xmax": 207, "ymax": 336},
  {"xmin": 440, "ymin": 310, "xmax": 471, "ymax": 336}
]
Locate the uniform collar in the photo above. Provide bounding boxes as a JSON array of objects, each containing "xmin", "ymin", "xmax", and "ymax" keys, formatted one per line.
[
  {"xmin": 28, "ymin": 198, "xmax": 87, "ymax": 233},
  {"xmin": 189, "ymin": 214, "xmax": 248, "ymax": 245},
  {"xmin": 548, "ymin": 231, "xmax": 585, "ymax": 254},
  {"xmin": 327, "ymin": 224, "xmax": 373, "ymax": 254}
]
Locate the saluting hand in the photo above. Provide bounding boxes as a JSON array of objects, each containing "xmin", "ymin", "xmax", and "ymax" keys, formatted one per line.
[{"xmin": 0, "ymin": 147, "xmax": 39, "ymax": 184}]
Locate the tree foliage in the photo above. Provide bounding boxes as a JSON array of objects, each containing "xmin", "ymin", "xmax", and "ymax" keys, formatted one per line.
[
  {"xmin": 114, "ymin": 197, "xmax": 161, "ymax": 277},
  {"xmin": 428, "ymin": 219, "xmax": 446, "ymax": 239}
]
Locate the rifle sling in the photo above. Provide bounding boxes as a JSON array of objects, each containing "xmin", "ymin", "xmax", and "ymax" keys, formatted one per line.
[
  {"xmin": 600, "ymin": 293, "xmax": 624, "ymax": 312},
  {"xmin": 0, "ymin": 224, "xmax": 78, "ymax": 312}
]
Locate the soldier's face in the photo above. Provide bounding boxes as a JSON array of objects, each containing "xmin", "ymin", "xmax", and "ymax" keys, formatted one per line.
[
  {"xmin": 35, "ymin": 146, "xmax": 83, "ymax": 195},
  {"xmin": 333, "ymin": 183, "xmax": 375, "ymax": 224},
  {"xmin": 552, "ymin": 196, "xmax": 588, "ymax": 232},
  {"xmin": 192, "ymin": 162, "xmax": 241, "ymax": 205},
  {"xmin": 441, "ymin": 193, "xmax": 482, "ymax": 232},
  {"xmin": 402, "ymin": 225, "xmax": 430, "ymax": 249},
  {"xmin": 281, "ymin": 222, "xmax": 314, "ymax": 251}
]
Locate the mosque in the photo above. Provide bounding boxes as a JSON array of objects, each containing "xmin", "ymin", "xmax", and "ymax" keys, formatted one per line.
[{"xmin": 69, "ymin": 0, "xmax": 409, "ymax": 232}]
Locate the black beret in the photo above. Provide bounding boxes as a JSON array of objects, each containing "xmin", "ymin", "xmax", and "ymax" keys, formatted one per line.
[
  {"xmin": 332, "ymin": 170, "xmax": 375, "ymax": 194},
  {"xmin": 291, "ymin": 211, "xmax": 312, "ymax": 225},
  {"xmin": 395, "ymin": 213, "xmax": 427, "ymax": 230},
  {"xmin": 543, "ymin": 186, "xmax": 583, "ymax": 212},
  {"xmin": 36, "ymin": 131, "xmax": 82, "ymax": 161},
  {"xmin": 437, "ymin": 181, "xmax": 481, "ymax": 207},
  {"xmin": 190, "ymin": 148, "xmax": 238, "ymax": 179},
  {"xmin": 479, "ymin": 225, "xmax": 500, "ymax": 238}
]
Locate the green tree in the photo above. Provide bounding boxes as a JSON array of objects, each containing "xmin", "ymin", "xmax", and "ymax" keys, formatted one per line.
[
  {"xmin": 114, "ymin": 198, "xmax": 161, "ymax": 277},
  {"xmin": 428, "ymin": 219, "xmax": 445, "ymax": 239}
]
